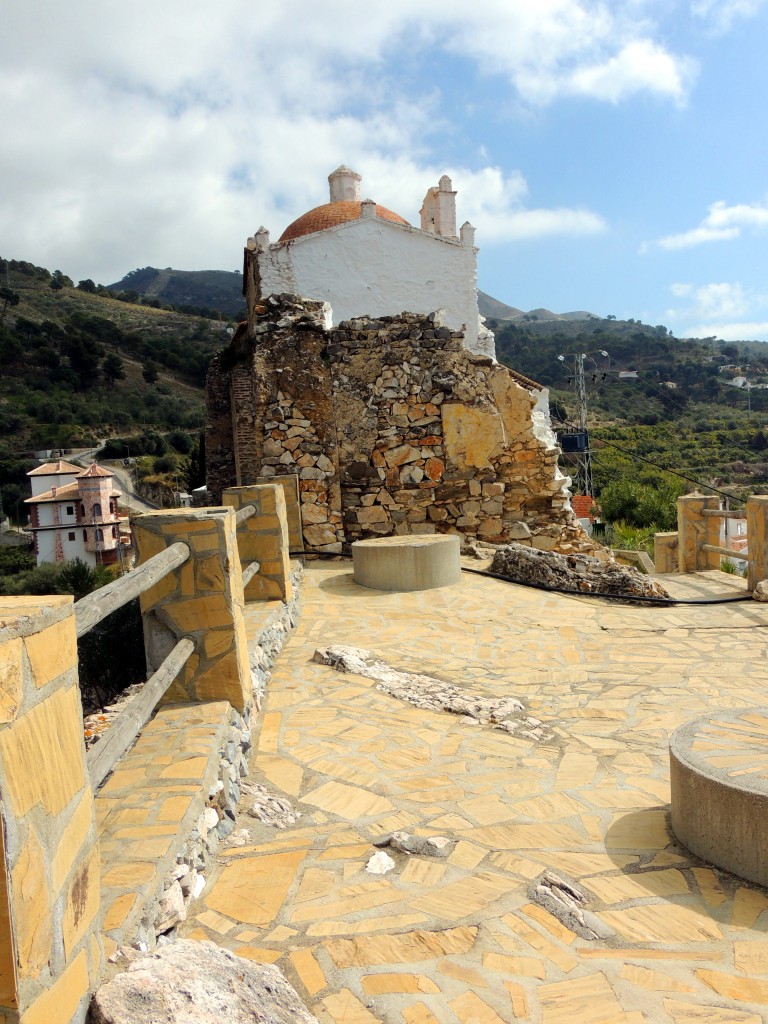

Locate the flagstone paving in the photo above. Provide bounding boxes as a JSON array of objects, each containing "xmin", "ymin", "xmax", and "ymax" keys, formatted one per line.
[{"xmin": 183, "ymin": 563, "xmax": 768, "ymax": 1023}]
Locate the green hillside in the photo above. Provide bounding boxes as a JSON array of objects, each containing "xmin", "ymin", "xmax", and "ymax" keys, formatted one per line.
[
  {"xmin": 491, "ymin": 318, "xmax": 768, "ymax": 497},
  {"xmin": 108, "ymin": 266, "xmax": 246, "ymax": 318},
  {"xmin": 0, "ymin": 258, "xmax": 232, "ymax": 520}
]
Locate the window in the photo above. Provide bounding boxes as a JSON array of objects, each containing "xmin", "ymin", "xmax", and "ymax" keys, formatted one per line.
[
  {"xmin": 111, "ymin": 526, "xmax": 117, "ymax": 538},
  {"xmin": 66, "ymin": 506, "xmax": 74, "ymax": 516},
  {"xmin": 68, "ymin": 532, "xmax": 75, "ymax": 541},
  {"xmin": 92, "ymin": 502, "xmax": 102, "ymax": 518},
  {"xmin": 96, "ymin": 529, "xmax": 104, "ymax": 542},
  {"xmin": 83, "ymin": 530, "xmax": 87, "ymax": 542}
]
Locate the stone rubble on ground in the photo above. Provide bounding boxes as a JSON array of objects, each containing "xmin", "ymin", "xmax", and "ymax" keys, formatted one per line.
[
  {"xmin": 531, "ymin": 870, "xmax": 615, "ymax": 942},
  {"xmin": 92, "ymin": 940, "xmax": 319, "ymax": 1024},
  {"xmin": 752, "ymin": 579, "xmax": 768, "ymax": 601},
  {"xmin": 490, "ymin": 542, "xmax": 671, "ymax": 601},
  {"xmin": 242, "ymin": 781, "xmax": 302, "ymax": 828},
  {"xmin": 365, "ymin": 850, "xmax": 396, "ymax": 875},
  {"xmin": 373, "ymin": 831, "xmax": 455, "ymax": 858},
  {"xmin": 313, "ymin": 644, "xmax": 553, "ymax": 742}
]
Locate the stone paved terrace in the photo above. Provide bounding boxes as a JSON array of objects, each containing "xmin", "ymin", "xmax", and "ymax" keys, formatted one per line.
[{"xmin": 183, "ymin": 561, "xmax": 768, "ymax": 1024}]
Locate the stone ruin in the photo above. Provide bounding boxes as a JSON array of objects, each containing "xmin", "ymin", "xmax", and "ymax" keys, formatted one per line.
[{"xmin": 206, "ymin": 293, "xmax": 593, "ymax": 554}]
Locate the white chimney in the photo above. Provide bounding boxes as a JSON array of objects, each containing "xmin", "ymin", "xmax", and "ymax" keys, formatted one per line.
[{"xmin": 329, "ymin": 166, "xmax": 362, "ymax": 202}]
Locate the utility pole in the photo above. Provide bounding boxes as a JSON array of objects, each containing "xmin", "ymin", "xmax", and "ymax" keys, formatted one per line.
[{"xmin": 575, "ymin": 354, "xmax": 594, "ymax": 497}]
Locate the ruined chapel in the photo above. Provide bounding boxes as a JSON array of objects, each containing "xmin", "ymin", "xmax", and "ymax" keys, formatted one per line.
[{"xmin": 206, "ymin": 168, "xmax": 587, "ymax": 554}]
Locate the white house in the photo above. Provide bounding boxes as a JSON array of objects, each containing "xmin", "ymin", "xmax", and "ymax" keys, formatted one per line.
[
  {"xmin": 246, "ymin": 166, "xmax": 495, "ymax": 359},
  {"xmin": 25, "ymin": 460, "xmax": 125, "ymax": 567}
]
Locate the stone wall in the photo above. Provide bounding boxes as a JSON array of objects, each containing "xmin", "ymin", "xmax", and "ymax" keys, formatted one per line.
[
  {"xmin": 0, "ymin": 596, "xmax": 102, "ymax": 1024},
  {"xmin": 207, "ymin": 294, "xmax": 588, "ymax": 554}
]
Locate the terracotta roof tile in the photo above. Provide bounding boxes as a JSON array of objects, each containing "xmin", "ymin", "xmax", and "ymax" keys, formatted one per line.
[
  {"xmin": 279, "ymin": 201, "xmax": 409, "ymax": 242},
  {"xmin": 77, "ymin": 463, "xmax": 113, "ymax": 478},
  {"xmin": 28, "ymin": 460, "xmax": 82, "ymax": 476}
]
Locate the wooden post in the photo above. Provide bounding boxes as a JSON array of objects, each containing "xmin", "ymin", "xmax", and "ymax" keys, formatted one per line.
[
  {"xmin": 677, "ymin": 494, "xmax": 721, "ymax": 573},
  {"xmin": 746, "ymin": 496, "xmax": 768, "ymax": 591}
]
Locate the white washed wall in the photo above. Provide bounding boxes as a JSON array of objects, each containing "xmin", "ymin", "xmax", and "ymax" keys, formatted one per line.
[{"xmin": 258, "ymin": 219, "xmax": 485, "ymax": 352}]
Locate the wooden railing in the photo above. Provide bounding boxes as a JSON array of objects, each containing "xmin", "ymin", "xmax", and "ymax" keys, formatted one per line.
[
  {"xmin": 658, "ymin": 494, "xmax": 768, "ymax": 590},
  {"xmin": 76, "ymin": 500, "xmax": 265, "ymax": 789}
]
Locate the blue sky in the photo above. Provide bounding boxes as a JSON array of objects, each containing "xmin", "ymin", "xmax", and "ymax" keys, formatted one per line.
[{"xmin": 1, "ymin": 0, "xmax": 767, "ymax": 339}]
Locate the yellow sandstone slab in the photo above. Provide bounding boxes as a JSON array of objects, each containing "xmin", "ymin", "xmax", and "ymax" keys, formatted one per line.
[
  {"xmin": 12, "ymin": 827, "xmax": 51, "ymax": 979},
  {"xmin": 0, "ymin": 684, "xmax": 85, "ymax": 816},
  {"xmin": 205, "ymin": 850, "xmax": 306, "ymax": 926},
  {"xmin": 62, "ymin": 844, "xmax": 100, "ymax": 958},
  {"xmin": 449, "ymin": 989, "xmax": 506, "ymax": 1024},
  {"xmin": 324, "ymin": 926, "xmax": 477, "ymax": 967},
  {"xmin": 399, "ymin": 859, "xmax": 446, "ymax": 887},
  {"xmin": 664, "ymin": 998, "xmax": 761, "ymax": 1023},
  {"xmin": 289, "ymin": 947, "xmax": 327, "ymax": 996},
  {"xmin": 734, "ymin": 940, "xmax": 768, "ymax": 975},
  {"xmin": 409, "ymin": 872, "xmax": 515, "ymax": 920},
  {"xmin": 584, "ymin": 869, "xmax": 689, "ymax": 903},
  {"xmin": 620, "ymin": 963, "xmax": 695, "ymax": 993},
  {"xmin": 302, "ymin": 780, "xmax": 393, "ymax": 819},
  {"xmin": 600, "ymin": 904, "xmax": 723, "ymax": 943},
  {"xmin": 483, "ymin": 952, "xmax": 546, "ymax": 979},
  {"xmin": 20, "ymin": 948, "xmax": 89, "ymax": 1024},
  {"xmin": 538, "ymin": 971, "xmax": 634, "ymax": 1024},
  {"xmin": 696, "ymin": 970, "xmax": 768, "ymax": 1004},
  {"xmin": 316, "ymin": 988, "xmax": 379, "ymax": 1023},
  {"xmin": 361, "ymin": 973, "xmax": 440, "ymax": 995},
  {"xmin": 402, "ymin": 1003, "xmax": 440, "ymax": 1024}
]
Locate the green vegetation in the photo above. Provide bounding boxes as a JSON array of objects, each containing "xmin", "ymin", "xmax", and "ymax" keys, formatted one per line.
[
  {"xmin": 492, "ymin": 318, "xmax": 768, "ymax": 500},
  {"xmin": 0, "ymin": 552, "xmax": 145, "ymax": 712},
  {"xmin": 0, "ymin": 257, "xmax": 224, "ymax": 520}
]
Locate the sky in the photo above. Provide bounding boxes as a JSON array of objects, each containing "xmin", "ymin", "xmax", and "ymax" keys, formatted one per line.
[{"xmin": 2, "ymin": 0, "xmax": 767, "ymax": 341}]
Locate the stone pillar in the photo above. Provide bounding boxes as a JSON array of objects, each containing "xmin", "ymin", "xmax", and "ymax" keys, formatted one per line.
[
  {"xmin": 257, "ymin": 474, "xmax": 302, "ymax": 552},
  {"xmin": 654, "ymin": 531, "xmax": 679, "ymax": 574},
  {"xmin": 133, "ymin": 508, "xmax": 251, "ymax": 712},
  {"xmin": 222, "ymin": 485, "xmax": 292, "ymax": 601},
  {"xmin": 746, "ymin": 496, "xmax": 768, "ymax": 591},
  {"xmin": 0, "ymin": 596, "xmax": 101, "ymax": 1024},
  {"xmin": 677, "ymin": 495, "xmax": 721, "ymax": 573}
]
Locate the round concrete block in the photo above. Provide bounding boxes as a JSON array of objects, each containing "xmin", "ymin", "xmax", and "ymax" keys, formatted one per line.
[
  {"xmin": 352, "ymin": 535, "xmax": 461, "ymax": 593},
  {"xmin": 670, "ymin": 709, "xmax": 768, "ymax": 886}
]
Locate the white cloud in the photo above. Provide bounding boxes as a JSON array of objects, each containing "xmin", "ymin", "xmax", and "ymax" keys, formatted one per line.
[
  {"xmin": 691, "ymin": 0, "xmax": 766, "ymax": 32},
  {"xmin": 0, "ymin": 1, "xmax": 690, "ymax": 281},
  {"xmin": 665, "ymin": 280, "xmax": 768, "ymax": 339},
  {"xmin": 648, "ymin": 198, "xmax": 768, "ymax": 250},
  {"xmin": 684, "ymin": 321, "xmax": 768, "ymax": 341},
  {"xmin": 567, "ymin": 39, "xmax": 694, "ymax": 104}
]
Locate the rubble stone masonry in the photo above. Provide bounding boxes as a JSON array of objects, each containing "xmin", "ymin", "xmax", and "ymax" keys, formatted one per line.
[{"xmin": 207, "ymin": 294, "xmax": 588, "ymax": 554}]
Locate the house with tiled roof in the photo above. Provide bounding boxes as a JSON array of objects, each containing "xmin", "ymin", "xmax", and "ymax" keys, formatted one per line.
[
  {"xmin": 246, "ymin": 166, "xmax": 495, "ymax": 359},
  {"xmin": 25, "ymin": 461, "xmax": 126, "ymax": 566}
]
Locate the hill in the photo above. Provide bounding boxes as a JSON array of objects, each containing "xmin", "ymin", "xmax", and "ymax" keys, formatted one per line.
[
  {"xmin": 490, "ymin": 317, "xmax": 768, "ymax": 495},
  {"xmin": 108, "ymin": 267, "xmax": 246, "ymax": 318},
  {"xmin": 478, "ymin": 291, "xmax": 598, "ymax": 324},
  {"xmin": 0, "ymin": 257, "xmax": 230, "ymax": 519}
]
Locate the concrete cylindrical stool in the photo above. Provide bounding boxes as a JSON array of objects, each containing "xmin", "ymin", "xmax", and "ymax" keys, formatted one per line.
[
  {"xmin": 670, "ymin": 709, "xmax": 768, "ymax": 886},
  {"xmin": 352, "ymin": 535, "xmax": 461, "ymax": 593}
]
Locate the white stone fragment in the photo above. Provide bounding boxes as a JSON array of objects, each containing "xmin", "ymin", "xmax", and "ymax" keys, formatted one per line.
[{"xmin": 366, "ymin": 851, "xmax": 396, "ymax": 875}]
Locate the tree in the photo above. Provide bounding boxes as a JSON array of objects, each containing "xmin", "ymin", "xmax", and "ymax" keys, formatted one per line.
[
  {"xmin": 102, "ymin": 353, "xmax": 126, "ymax": 387},
  {"xmin": 142, "ymin": 360, "xmax": 159, "ymax": 385},
  {"xmin": 77, "ymin": 279, "xmax": 97, "ymax": 293},
  {"xmin": 0, "ymin": 288, "xmax": 19, "ymax": 321}
]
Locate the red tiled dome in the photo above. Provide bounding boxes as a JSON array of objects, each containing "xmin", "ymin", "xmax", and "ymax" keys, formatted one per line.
[{"xmin": 278, "ymin": 201, "xmax": 409, "ymax": 242}]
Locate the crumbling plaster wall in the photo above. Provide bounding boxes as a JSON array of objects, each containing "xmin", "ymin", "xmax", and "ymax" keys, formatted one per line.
[
  {"xmin": 250, "ymin": 217, "xmax": 484, "ymax": 353},
  {"xmin": 206, "ymin": 294, "xmax": 587, "ymax": 554}
]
